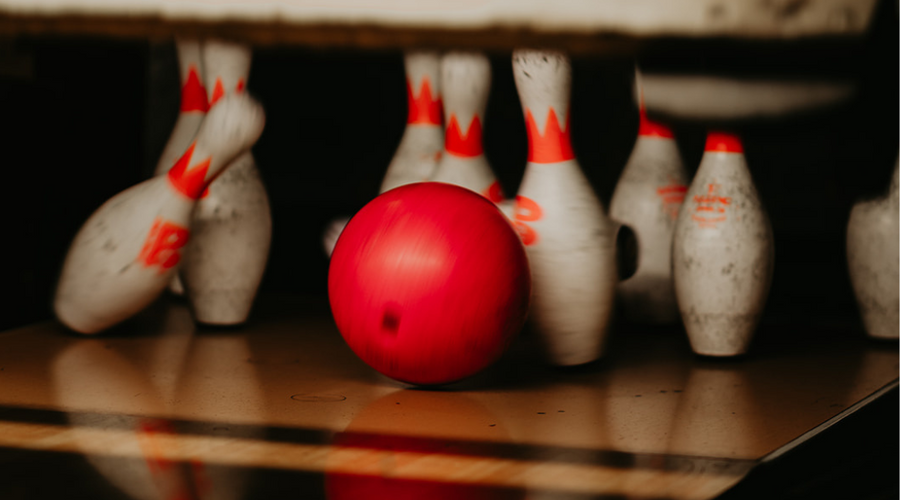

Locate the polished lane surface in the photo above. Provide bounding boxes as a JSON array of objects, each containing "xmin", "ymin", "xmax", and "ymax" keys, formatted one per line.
[{"xmin": 0, "ymin": 295, "xmax": 896, "ymax": 499}]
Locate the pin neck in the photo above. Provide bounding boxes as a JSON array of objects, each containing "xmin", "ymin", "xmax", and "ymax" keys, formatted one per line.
[
  {"xmin": 208, "ymin": 77, "xmax": 246, "ymax": 108},
  {"xmin": 638, "ymin": 108, "xmax": 673, "ymax": 139},
  {"xmin": 704, "ymin": 131, "xmax": 743, "ymax": 154},
  {"xmin": 525, "ymin": 107, "xmax": 575, "ymax": 164},
  {"xmin": 180, "ymin": 65, "xmax": 209, "ymax": 113},
  {"xmin": 406, "ymin": 77, "xmax": 443, "ymax": 126},
  {"xmin": 167, "ymin": 143, "xmax": 212, "ymax": 200},
  {"xmin": 445, "ymin": 114, "xmax": 483, "ymax": 157}
]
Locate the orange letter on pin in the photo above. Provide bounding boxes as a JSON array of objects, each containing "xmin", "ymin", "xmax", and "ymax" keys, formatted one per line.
[
  {"xmin": 514, "ymin": 195, "xmax": 543, "ymax": 246},
  {"xmin": 137, "ymin": 218, "xmax": 190, "ymax": 272}
]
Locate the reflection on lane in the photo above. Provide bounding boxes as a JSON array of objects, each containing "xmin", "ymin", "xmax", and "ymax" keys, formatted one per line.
[
  {"xmin": 50, "ymin": 305, "xmax": 263, "ymax": 500},
  {"xmin": 325, "ymin": 390, "xmax": 524, "ymax": 500}
]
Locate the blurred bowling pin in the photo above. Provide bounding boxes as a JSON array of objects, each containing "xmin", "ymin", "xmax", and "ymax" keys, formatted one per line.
[
  {"xmin": 512, "ymin": 49, "xmax": 617, "ymax": 366},
  {"xmin": 154, "ymin": 38, "xmax": 209, "ymax": 296},
  {"xmin": 672, "ymin": 132, "xmax": 774, "ymax": 356},
  {"xmin": 431, "ymin": 51, "xmax": 508, "ymax": 213},
  {"xmin": 323, "ymin": 51, "xmax": 444, "ymax": 257},
  {"xmin": 847, "ymin": 157, "xmax": 899, "ymax": 339},
  {"xmin": 155, "ymin": 38, "xmax": 209, "ymax": 179},
  {"xmin": 179, "ymin": 39, "xmax": 272, "ymax": 326},
  {"xmin": 609, "ymin": 74, "xmax": 688, "ymax": 324},
  {"xmin": 380, "ymin": 50, "xmax": 444, "ymax": 193},
  {"xmin": 54, "ymin": 94, "xmax": 266, "ymax": 334}
]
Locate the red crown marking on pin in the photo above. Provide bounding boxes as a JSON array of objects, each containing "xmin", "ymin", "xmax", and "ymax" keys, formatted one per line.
[
  {"xmin": 525, "ymin": 108, "xmax": 575, "ymax": 164},
  {"xmin": 207, "ymin": 77, "xmax": 246, "ymax": 108},
  {"xmin": 180, "ymin": 66, "xmax": 209, "ymax": 112},
  {"xmin": 209, "ymin": 78, "xmax": 226, "ymax": 107},
  {"xmin": 638, "ymin": 108, "xmax": 673, "ymax": 138},
  {"xmin": 167, "ymin": 143, "xmax": 211, "ymax": 199},
  {"xmin": 445, "ymin": 114, "xmax": 484, "ymax": 157},
  {"xmin": 705, "ymin": 131, "xmax": 743, "ymax": 153},
  {"xmin": 406, "ymin": 77, "xmax": 443, "ymax": 125}
]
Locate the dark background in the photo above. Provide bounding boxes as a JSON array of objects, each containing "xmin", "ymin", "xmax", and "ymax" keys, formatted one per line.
[{"xmin": 0, "ymin": 1, "xmax": 896, "ymax": 335}]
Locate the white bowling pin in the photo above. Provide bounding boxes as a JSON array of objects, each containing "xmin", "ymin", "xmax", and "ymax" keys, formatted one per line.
[
  {"xmin": 179, "ymin": 39, "xmax": 272, "ymax": 326},
  {"xmin": 672, "ymin": 132, "xmax": 774, "ymax": 356},
  {"xmin": 154, "ymin": 38, "xmax": 208, "ymax": 178},
  {"xmin": 380, "ymin": 50, "xmax": 444, "ymax": 193},
  {"xmin": 609, "ymin": 107, "xmax": 688, "ymax": 324},
  {"xmin": 54, "ymin": 94, "xmax": 266, "ymax": 334},
  {"xmin": 431, "ymin": 51, "xmax": 507, "ymax": 207},
  {"xmin": 847, "ymin": 158, "xmax": 899, "ymax": 339},
  {"xmin": 323, "ymin": 51, "xmax": 444, "ymax": 257},
  {"xmin": 512, "ymin": 49, "xmax": 617, "ymax": 366},
  {"xmin": 153, "ymin": 38, "xmax": 209, "ymax": 296}
]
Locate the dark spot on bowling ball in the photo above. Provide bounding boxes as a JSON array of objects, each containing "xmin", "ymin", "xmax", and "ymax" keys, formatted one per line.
[{"xmin": 381, "ymin": 303, "xmax": 401, "ymax": 335}]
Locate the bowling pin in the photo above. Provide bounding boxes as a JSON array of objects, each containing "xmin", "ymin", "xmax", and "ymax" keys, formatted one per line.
[
  {"xmin": 380, "ymin": 50, "xmax": 444, "ymax": 193},
  {"xmin": 431, "ymin": 51, "xmax": 508, "ymax": 211},
  {"xmin": 672, "ymin": 132, "xmax": 774, "ymax": 356},
  {"xmin": 54, "ymin": 93, "xmax": 265, "ymax": 334},
  {"xmin": 512, "ymin": 49, "xmax": 617, "ymax": 366},
  {"xmin": 847, "ymin": 157, "xmax": 899, "ymax": 339},
  {"xmin": 609, "ymin": 75, "xmax": 689, "ymax": 324},
  {"xmin": 323, "ymin": 51, "xmax": 444, "ymax": 257},
  {"xmin": 154, "ymin": 38, "xmax": 208, "ymax": 179},
  {"xmin": 153, "ymin": 38, "xmax": 209, "ymax": 296},
  {"xmin": 179, "ymin": 39, "xmax": 273, "ymax": 326}
]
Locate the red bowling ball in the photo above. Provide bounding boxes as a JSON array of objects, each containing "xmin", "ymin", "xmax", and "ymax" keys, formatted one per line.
[{"xmin": 328, "ymin": 182, "xmax": 530, "ymax": 385}]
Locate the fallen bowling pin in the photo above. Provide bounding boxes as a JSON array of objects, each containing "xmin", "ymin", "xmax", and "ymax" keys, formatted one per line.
[
  {"xmin": 672, "ymin": 131, "xmax": 774, "ymax": 356},
  {"xmin": 511, "ymin": 49, "xmax": 617, "ymax": 366},
  {"xmin": 179, "ymin": 38, "xmax": 272, "ymax": 326},
  {"xmin": 54, "ymin": 94, "xmax": 266, "ymax": 334},
  {"xmin": 847, "ymin": 158, "xmax": 899, "ymax": 339},
  {"xmin": 431, "ymin": 51, "xmax": 507, "ymax": 211}
]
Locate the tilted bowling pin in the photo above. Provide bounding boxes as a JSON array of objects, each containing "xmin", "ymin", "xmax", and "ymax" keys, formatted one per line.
[
  {"xmin": 672, "ymin": 132, "xmax": 774, "ymax": 356},
  {"xmin": 512, "ymin": 50, "xmax": 617, "ymax": 366},
  {"xmin": 54, "ymin": 94, "xmax": 265, "ymax": 334},
  {"xmin": 847, "ymin": 158, "xmax": 899, "ymax": 339},
  {"xmin": 380, "ymin": 50, "xmax": 444, "ymax": 193},
  {"xmin": 323, "ymin": 51, "xmax": 444, "ymax": 257},
  {"xmin": 179, "ymin": 39, "xmax": 273, "ymax": 325},
  {"xmin": 153, "ymin": 38, "xmax": 209, "ymax": 296},
  {"xmin": 609, "ymin": 103, "xmax": 689, "ymax": 324},
  {"xmin": 431, "ymin": 51, "xmax": 507, "ymax": 210}
]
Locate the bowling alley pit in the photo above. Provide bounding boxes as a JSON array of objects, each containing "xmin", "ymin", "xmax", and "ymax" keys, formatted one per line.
[{"xmin": 0, "ymin": 1, "xmax": 897, "ymax": 499}]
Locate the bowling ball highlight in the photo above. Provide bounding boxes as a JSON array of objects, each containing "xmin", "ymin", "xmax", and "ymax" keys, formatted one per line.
[{"xmin": 328, "ymin": 183, "xmax": 530, "ymax": 385}]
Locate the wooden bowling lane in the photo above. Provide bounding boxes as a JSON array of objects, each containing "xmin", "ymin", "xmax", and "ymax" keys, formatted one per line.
[{"xmin": 0, "ymin": 295, "xmax": 896, "ymax": 499}]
